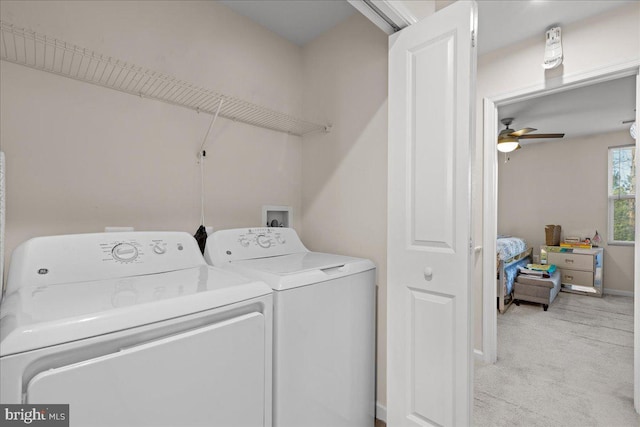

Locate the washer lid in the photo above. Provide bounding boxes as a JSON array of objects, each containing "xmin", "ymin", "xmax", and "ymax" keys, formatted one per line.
[
  {"xmin": 0, "ymin": 266, "xmax": 271, "ymax": 356},
  {"xmin": 229, "ymin": 252, "xmax": 375, "ymax": 291},
  {"xmin": 232, "ymin": 252, "xmax": 356, "ymax": 275}
]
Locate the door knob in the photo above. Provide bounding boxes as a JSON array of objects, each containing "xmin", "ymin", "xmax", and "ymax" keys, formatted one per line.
[{"xmin": 424, "ymin": 267, "xmax": 433, "ymax": 281}]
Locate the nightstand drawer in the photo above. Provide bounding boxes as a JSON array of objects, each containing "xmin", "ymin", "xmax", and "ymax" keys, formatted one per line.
[
  {"xmin": 548, "ymin": 252, "xmax": 594, "ymax": 271},
  {"xmin": 540, "ymin": 246, "xmax": 603, "ymax": 296},
  {"xmin": 559, "ymin": 269, "xmax": 594, "ymax": 287}
]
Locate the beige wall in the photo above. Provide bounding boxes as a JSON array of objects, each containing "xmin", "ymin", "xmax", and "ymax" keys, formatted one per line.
[
  {"xmin": 400, "ymin": 0, "xmax": 435, "ymax": 20},
  {"xmin": 301, "ymin": 12, "xmax": 389, "ymax": 406},
  {"xmin": 0, "ymin": 1, "xmax": 304, "ymax": 274},
  {"xmin": 475, "ymin": 2, "xmax": 640, "ymax": 350},
  {"xmin": 498, "ymin": 130, "xmax": 635, "ymax": 293}
]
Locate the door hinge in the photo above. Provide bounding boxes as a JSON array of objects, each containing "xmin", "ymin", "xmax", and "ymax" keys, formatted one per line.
[{"xmin": 471, "ymin": 30, "xmax": 476, "ymax": 48}]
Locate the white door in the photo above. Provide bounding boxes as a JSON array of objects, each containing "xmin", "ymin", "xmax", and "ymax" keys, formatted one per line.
[{"xmin": 387, "ymin": 1, "xmax": 477, "ymax": 426}]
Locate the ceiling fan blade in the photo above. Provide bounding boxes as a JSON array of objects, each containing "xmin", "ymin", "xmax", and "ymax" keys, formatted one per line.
[
  {"xmin": 509, "ymin": 127, "xmax": 537, "ymax": 137},
  {"xmin": 518, "ymin": 133, "xmax": 565, "ymax": 139}
]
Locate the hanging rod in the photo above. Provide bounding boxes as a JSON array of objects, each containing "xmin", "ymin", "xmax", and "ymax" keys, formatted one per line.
[{"xmin": 0, "ymin": 21, "xmax": 330, "ymax": 136}]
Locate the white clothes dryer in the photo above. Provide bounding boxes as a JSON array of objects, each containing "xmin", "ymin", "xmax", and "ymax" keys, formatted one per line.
[
  {"xmin": 205, "ymin": 228, "xmax": 376, "ymax": 427},
  {"xmin": 0, "ymin": 231, "xmax": 273, "ymax": 427}
]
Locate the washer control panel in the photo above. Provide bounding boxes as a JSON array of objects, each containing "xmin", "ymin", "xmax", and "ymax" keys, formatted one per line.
[
  {"xmin": 236, "ymin": 228, "xmax": 287, "ymax": 251},
  {"xmin": 206, "ymin": 227, "xmax": 307, "ymax": 264}
]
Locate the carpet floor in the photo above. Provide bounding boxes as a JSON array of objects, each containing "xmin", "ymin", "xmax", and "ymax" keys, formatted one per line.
[{"xmin": 474, "ymin": 292, "xmax": 639, "ymax": 427}]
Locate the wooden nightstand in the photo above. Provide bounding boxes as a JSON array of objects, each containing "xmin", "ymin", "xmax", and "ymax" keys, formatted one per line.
[{"xmin": 540, "ymin": 246, "xmax": 604, "ymax": 297}]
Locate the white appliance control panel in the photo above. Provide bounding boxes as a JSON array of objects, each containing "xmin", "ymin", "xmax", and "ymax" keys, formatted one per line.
[
  {"xmin": 99, "ymin": 237, "xmax": 177, "ymax": 265},
  {"xmin": 6, "ymin": 232, "xmax": 204, "ymax": 292},
  {"xmin": 237, "ymin": 228, "xmax": 288, "ymax": 250},
  {"xmin": 206, "ymin": 228, "xmax": 308, "ymax": 264}
]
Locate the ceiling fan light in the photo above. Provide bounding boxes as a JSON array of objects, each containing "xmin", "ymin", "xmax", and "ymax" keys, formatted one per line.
[
  {"xmin": 497, "ymin": 135, "xmax": 520, "ymax": 153},
  {"xmin": 497, "ymin": 141, "xmax": 520, "ymax": 153}
]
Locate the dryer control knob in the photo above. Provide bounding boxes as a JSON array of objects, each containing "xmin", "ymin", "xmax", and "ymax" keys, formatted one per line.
[
  {"xmin": 153, "ymin": 244, "xmax": 166, "ymax": 255},
  {"xmin": 239, "ymin": 238, "xmax": 250, "ymax": 247},
  {"xmin": 256, "ymin": 234, "xmax": 271, "ymax": 248},
  {"xmin": 112, "ymin": 243, "xmax": 139, "ymax": 262}
]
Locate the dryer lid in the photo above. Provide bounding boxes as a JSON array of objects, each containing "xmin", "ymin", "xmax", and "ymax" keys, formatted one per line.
[{"xmin": 0, "ymin": 266, "xmax": 272, "ymax": 356}]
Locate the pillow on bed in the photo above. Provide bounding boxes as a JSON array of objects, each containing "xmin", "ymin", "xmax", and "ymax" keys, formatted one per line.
[{"xmin": 497, "ymin": 236, "xmax": 527, "ymax": 261}]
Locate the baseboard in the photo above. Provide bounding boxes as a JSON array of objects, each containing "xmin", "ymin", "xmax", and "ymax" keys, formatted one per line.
[
  {"xmin": 603, "ymin": 288, "xmax": 634, "ymax": 297},
  {"xmin": 376, "ymin": 402, "xmax": 387, "ymax": 423}
]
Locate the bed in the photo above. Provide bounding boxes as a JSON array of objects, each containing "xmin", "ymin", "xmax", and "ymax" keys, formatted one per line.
[{"xmin": 497, "ymin": 236, "xmax": 532, "ymax": 313}]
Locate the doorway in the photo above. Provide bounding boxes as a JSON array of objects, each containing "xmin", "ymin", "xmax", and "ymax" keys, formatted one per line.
[{"xmin": 481, "ymin": 63, "xmax": 640, "ymax": 414}]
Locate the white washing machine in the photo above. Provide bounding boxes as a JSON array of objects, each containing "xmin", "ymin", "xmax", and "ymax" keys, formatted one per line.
[
  {"xmin": 205, "ymin": 228, "xmax": 376, "ymax": 427},
  {"xmin": 0, "ymin": 231, "xmax": 273, "ymax": 427}
]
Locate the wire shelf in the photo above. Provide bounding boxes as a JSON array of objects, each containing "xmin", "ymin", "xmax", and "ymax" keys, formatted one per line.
[{"xmin": 0, "ymin": 21, "xmax": 329, "ymax": 136}]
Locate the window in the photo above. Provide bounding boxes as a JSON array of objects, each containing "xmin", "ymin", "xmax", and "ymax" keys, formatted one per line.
[{"xmin": 608, "ymin": 145, "xmax": 636, "ymax": 244}]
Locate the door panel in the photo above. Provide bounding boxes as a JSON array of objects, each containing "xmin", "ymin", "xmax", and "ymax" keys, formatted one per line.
[
  {"xmin": 409, "ymin": 289, "xmax": 454, "ymax": 426},
  {"xmin": 410, "ymin": 35, "xmax": 455, "ymax": 250},
  {"xmin": 387, "ymin": 1, "xmax": 477, "ymax": 426}
]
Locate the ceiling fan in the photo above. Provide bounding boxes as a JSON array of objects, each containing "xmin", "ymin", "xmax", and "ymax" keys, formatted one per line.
[{"xmin": 497, "ymin": 118, "xmax": 565, "ymax": 152}]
